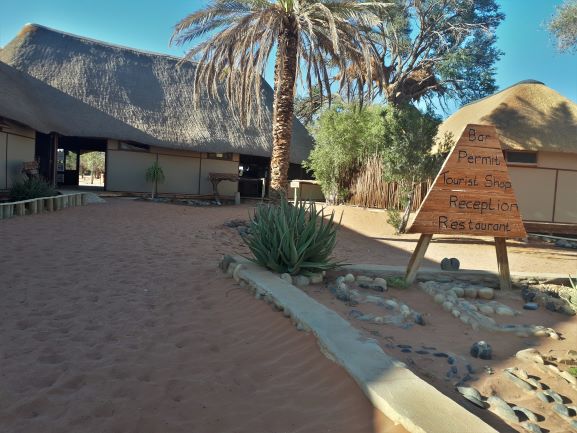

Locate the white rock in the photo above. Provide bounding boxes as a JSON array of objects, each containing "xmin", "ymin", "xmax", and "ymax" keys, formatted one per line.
[
  {"xmin": 478, "ymin": 287, "xmax": 494, "ymax": 300},
  {"xmin": 443, "ymin": 301, "xmax": 454, "ymax": 312},
  {"xmin": 310, "ymin": 273, "xmax": 323, "ymax": 284},
  {"xmin": 293, "ymin": 275, "xmax": 311, "ymax": 287},
  {"xmin": 452, "ymin": 309, "xmax": 461, "ymax": 318},
  {"xmin": 479, "ymin": 304, "xmax": 495, "ymax": 315},
  {"xmin": 233, "ymin": 264, "xmax": 244, "ymax": 282},
  {"xmin": 344, "ymin": 273, "xmax": 355, "ymax": 283},
  {"xmin": 516, "ymin": 348, "xmax": 544, "ymax": 364},
  {"xmin": 280, "ymin": 273, "xmax": 293, "ymax": 284},
  {"xmin": 464, "ymin": 287, "xmax": 478, "ymax": 298},
  {"xmin": 451, "ymin": 286, "xmax": 465, "ymax": 297},
  {"xmin": 495, "ymin": 305, "xmax": 515, "ymax": 316},
  {"xmin": 434, "ymin": 293, "xmax": 445, "ymax": 304}
]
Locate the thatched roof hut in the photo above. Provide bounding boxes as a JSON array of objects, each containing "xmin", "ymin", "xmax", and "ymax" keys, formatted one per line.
[
  {"xmin": 439, "ymin": 80, "xmax": 577, "ymax": 154},
  {"xmin": 0, "ymin": 24, "xmax": 313, "ymax": 163}
]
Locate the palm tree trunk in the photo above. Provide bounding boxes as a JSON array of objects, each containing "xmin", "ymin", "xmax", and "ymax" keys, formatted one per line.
[{"xmin": 269, "ymin": 16, "xmax": 298, "ymax": 201}]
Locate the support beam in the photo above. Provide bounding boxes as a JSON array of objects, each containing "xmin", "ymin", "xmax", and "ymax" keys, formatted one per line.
[
  {"xmin": 494, "ymin": 237, "xmax": 511, "ymax": 290},
  {"xmin": 405, "ymin": 234, "xmax": 433, "ymax": 284}
]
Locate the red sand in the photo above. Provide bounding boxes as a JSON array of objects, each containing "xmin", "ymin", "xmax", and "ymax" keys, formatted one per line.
[
  {"xmin": 0, "ymin": 199, "xmax": 405, "ymax": 433},
  {"xmin": 1, "ymin": 199, "xmax": 575, "ymax": 433}
]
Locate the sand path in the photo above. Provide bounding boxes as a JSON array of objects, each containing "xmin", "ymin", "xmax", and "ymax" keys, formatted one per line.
[{"xmin": 0, "ymin": 199, "xmax": 403, "ymax": 433}]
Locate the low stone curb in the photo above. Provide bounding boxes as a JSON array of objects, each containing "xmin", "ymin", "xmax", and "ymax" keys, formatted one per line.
[
  {"xmin": 228, "ymin": 256, "xmax": 498, "ymax": 433},
  {"xmin": 341, "ymin": 264, "xmax": 571, "ymax": 286}
]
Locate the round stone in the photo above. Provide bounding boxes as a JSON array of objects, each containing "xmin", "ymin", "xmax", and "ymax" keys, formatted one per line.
[
  {"xmin": 280, "ymin": 273, "xmax": 293, "ymax": 284},
  {"xmin": 495, "ymin": 305, "xmax": 515, "ymax": 316},
  {"xmin": 451, "ymin": 286, "xmax": 465, "ymax": 297},
  {"xmin": 464, "ymin": 287, "xmax": 478, "ymax": 298},
  {"xmin": 344, "ymin": 273, "xmax": 355, "ymax": 283},
  {"xmin": 523, "ymin": 302, "xmax": 539, "ymax": 310},
  {"xmin": 452, "ymin": 309, "xmax": 461, "ymax": 318},
  {"xmin": 478, "ymin": 287, "xmax": 494, "ymax": 300},
  {"xmin": 443, "ymin": 301, "xmax": 454, "ymax": 312},
  {"xmin": 434, "ymin": 293, "xmax": 445, "ymax": 304},
  {"xmin": 470, "ymin": 341, "xmax": 492, "ymax": 360}
]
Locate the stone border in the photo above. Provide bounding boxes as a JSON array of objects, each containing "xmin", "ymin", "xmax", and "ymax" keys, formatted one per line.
[
  {"xmin": 226, "ymin": 256, "xmax": 498, "ymax": 433},
  {"xmin": 0, "ymin": 193, "xmax": 87, "ymax": 220},
  {"xmin": 340, "ymin": 264, "xmax": 571, "ymax": 286}
]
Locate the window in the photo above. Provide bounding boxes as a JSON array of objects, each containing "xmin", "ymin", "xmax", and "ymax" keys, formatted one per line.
[
  {"xmin": 504, "ymin": 151, "xmax": 537, "ymax": 165},
  {"xmin": 207, "ymin": 152, "xmax": 233, "ymax": 160},
  {"xmin": 119, "ymin": 141, "xmax": 149, "ymax": 152}
]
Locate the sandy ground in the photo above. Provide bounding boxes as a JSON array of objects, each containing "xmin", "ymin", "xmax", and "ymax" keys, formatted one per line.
[
  {"xmin": 0, "ymin": 199, "xmax": 404, "ymax": 433},
  {"xmin": 325, "ymin": 204, "xmax": 577, "ymax": 274},
  {"xmin": 1, "ymin": 199, "xmax": 575, "ymax": 433}
]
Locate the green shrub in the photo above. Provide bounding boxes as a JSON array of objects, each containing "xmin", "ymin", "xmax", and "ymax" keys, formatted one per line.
[
  {"xmin": 9, "ymin": 177, "xmax": 56, "ymax": 201},
  {"xmin": 243, "ymin": 198, "xmax": 340, "ymax": 275},
  {"xmin": 569, "ymin": 367, "xmax": 577, "ymax": 378},
  {"xmin": 387, "ymin": 276, "xmax": 409, "ymax": 289},
  {"xmin": 386, "ymin": 209, "xmax": 402, "ymax": 234}
]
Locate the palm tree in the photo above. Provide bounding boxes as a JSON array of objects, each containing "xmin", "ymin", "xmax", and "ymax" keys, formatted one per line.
[{"xmin": 171, "ymin": 0, "xmax": 388, "ymax": 199}]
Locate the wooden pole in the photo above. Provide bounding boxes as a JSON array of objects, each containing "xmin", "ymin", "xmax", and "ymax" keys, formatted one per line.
[
  {"xmin": 405, "ymin": 233, "xmax": 433, "ymax": 284},
  {"xmin": 494, "ymin": 237, "xmax": 511, "ymax": 290}
]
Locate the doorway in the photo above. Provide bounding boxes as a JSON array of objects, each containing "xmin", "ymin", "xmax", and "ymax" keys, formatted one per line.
[{"xmin": 55, "ymin": 137, "xmax": 107, "ymax": 189}]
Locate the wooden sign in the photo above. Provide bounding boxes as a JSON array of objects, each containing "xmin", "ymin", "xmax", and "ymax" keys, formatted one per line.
[
  {"xmin": 408, "ymin": 124, "xmax": 526, "ymax": 238},
  {"xmin": 405, "ymin": 124, "xmax": 527, "ymax": 290}
]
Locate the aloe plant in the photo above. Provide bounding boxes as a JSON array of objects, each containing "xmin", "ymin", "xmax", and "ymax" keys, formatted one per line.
[
  {"xmin": 242, "ymin": 197, "xmax": 340, "ymax": 275},
  {"xmin": 145, "ymin": 161, "xmax": 165, "ymax": 199}
]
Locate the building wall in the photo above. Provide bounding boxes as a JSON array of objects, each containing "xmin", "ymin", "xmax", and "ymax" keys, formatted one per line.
[
  {"xmin": 0, "ymin": 126, "xmax": 36, "ymax": 190},
  {"xmin": 508, "ymin": 151, "xmax": 577, "ymax": 224},
  {"xmin": 106, "ymin": 140, "xmax": 239, "ymax": 196}
]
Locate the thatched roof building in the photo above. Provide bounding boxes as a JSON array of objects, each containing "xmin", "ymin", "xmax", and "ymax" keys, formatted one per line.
[
  {"xmin": 439, "ymin": 80, "xmax": 577, "ymax": 154},
  {"xmin": 0, "ymin": 23, "xmax": 312, "ymax": 163},
  {"xmin": 437, "ymin": 80, "xmax": 577, "ymax": 233}
]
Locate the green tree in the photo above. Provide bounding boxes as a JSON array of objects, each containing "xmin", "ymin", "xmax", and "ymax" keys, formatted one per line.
[
  {"xmin": 171, "ymin": 0, "xmax": 387, "ymax": 200},
  {"xmin": 304, "ymin": 103, "xmax": 385, "ymax": 203},
  {"xmin": 145, "ymin": 161, "xmax": 165, "ymax": 200},
  {"xmin": 80, "ymin": 152, "xmax": 105, "ymax": 184},
  {"xmin": 547, "ymin": 0, "xmax": 577, "ymax": 53},
  {"xmin": 380, "ymin": 104, "xmax": 449, "ymax": 233}
]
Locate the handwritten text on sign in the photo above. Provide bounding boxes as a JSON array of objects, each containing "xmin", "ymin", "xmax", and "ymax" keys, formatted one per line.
[{"xmin": 408, "ymin": 124, "xmax": 527, "ymax": 238}]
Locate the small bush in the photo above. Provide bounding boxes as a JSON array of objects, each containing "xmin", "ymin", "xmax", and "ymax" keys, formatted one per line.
[
  {"xmin": 386, "ymin": 209, "xmax": 402, "ymax": 233},
  {"xmin": 9, "ymin": 177, "xmax": 56, "ymax": 201},
  {"xmin": 569, "ymin": 367, "xmax": 577, "ymax": 378},
  {"xmin": 243, "ymin": 198, "xmax": 340, "ymax": 275},
  {"xmin": 387, "ymin": 276, "xmax": 409, "ymax": 289}
]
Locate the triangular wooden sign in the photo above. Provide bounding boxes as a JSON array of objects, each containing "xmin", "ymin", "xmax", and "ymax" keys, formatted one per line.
[{"xmin": 408, "ymin": 124, "xmax": 527, "ymax": 238}]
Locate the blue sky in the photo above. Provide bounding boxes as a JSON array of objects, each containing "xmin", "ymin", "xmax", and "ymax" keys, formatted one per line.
[{"xmin": 1, "ymin": 0, "xmax": 576, "ymax": 117}]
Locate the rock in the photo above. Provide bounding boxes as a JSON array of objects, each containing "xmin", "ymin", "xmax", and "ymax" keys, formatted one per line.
[
  {"xmin": 560, "ymin": 371, "xmax": 577, "ymax": 385},
  {"xmin": 495, "ymin": 305, "xmax": 516, "ymax": 316},
  {"xmin": 470, "ymin": 341, "xmax": 492, "ymax": 360},
  {"xmin": 348, "ymin": 309, "xmax": 364, "ymax": 319},
  {"xmin": 413, "ymin": 313, "xmax": 425, "ymax": 326},
  {"xmin": 336, "ymin": 276, "xmax": 345, "ymax": 285},
  {"xmin": 309, "ymin": 273, "xmax": 323, "ymax": 284},
  {"xmin": 504, "ymin": 371, "xmax": 534, "ymax": 391},
  {"xmin": 521, "ymin": 422, "xmax": 542, "ymax": 433},
  {"xmin": 543, "ymin": 389, "xmax": 564, "ymax": 404},
  {"xmin": 464, "ymin": 287, "xmax": 478, "ymax": 299},
  {"xmin": 535, "ymin": 391, "xmax": 550, "ymax": 403},
  {"xmin": 479, "ymin": 304, "xmax": 495, "ymax": 315},
  {"xmin": 344, "ymin": 273, "xmax": 355, "ymax": 283},
  {"xmin": 335, "ymin": 283, "xmax": 351, "ymax": 301},
  {"xmin": 460, "ymin": 314, "xmax": 470, "ymax": 325},
  {"xmin": 516, "ymin": 348, "xmax": 544, "ymax": 364},
  {"xmin": 553, "ymin": 403, "xmax": 571, "ymax": 418},
  {"xmin": 443, "ymin": 301, "xmax": 454, "ymax": 312},
  {"xmin": 526, "ymin": 378, "xmax": 541, "ymax": 389},
  {"xmin": 549, "ymin": 331, "xmax": 560, "ymax": 340},
  {"xmin": 457, "ymin": 386, "xmax": 487, "ymax": 408},
  {"xmin": 478, "ymin": 288, "xmax": 494, "ymax": 300},
  {"xmin": 452, "ymin": 309, "xmax": 461, "ymax": 318},
  {"xmin": 384, "ymin": 299, "xmax": 398, "ymax": 309},
  {"xmin": 523, "ymin": 302, "xmax": 539, "ymax": 310},
  {"xmin": 293, "ymin": 275, "xmax": 310, "ymax": 287},
  {"xmin": 220, "ymin": 254, "xmax": 236, "ymax": 272},
  {"xmin": 434, "ymin": 352, "xmax": 449, "ymax": 358},
  {"xmin": 450, "ymin": 258, "xmax": 461, "ymax": 270},
  {"xmin": 356, "ymin": 275, "xmax": 373, "ymax": 283},
  {"xmin": 232, "ymin": 264, "xmax": 244, "ymax": 282},
  {"xmin": 441, "ymin": 257, "xmax": 452, "ymax": 270},
  {"xmin": 487, "ymin": 396, "xmax": 518, "ymax": 423},
  {"xmin": 401, "ymin": 348, "xmax": 412, "ymax": 353},
  {"xmin": 513, "ymin": 406, "xmax": 538, "ymax": 422},
  {"xmin": 434, "ymin": 293, "xmax": 445, "ymax": 304},
  {"xmin": 448, "ymin": 356, "xmax": 456, "ymax": 365},
  {"xmin": 415, "ymin": 350, "xmax": 429, "ymax": 355},
  {"xmin": 517, "ymin": 369, "xmax": 529, "ymax": 380},
  {"xmin": 280, "ymin": 273, "xmax": 293, "ymax": 284},
  {"xmin": 373, "ymin": 277, "xmax": 388, "ymax": 291},
  {"xmin": 451, "ymin": 286, "xmax": 465, "ymax": 297},
  {"xmin": 365, "ymin": 295, "xmax": 385, "ymax": 306}
]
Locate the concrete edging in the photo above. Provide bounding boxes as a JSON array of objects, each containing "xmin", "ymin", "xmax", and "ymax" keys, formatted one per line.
[
  {"xmin": 0, "ymin": 193, "xmax": 87, "ymax": 220},
  {"xmin": 227, "ymin": 256, "xmax": 498, "ymax": 433}
]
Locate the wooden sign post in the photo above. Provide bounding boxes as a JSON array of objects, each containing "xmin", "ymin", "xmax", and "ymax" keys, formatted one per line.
[{"xmin": 405, "ymin": 124, "xmax": 527, "ymax": 290}]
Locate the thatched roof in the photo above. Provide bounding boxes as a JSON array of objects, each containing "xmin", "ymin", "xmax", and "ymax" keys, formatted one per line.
[
  {"xmin": 439, "ymin": 80, "xmax": 577, "ymax": 154},
  {"xmin": 0, "ymin": 24, "xmax": 313, "ymax": 163}
]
